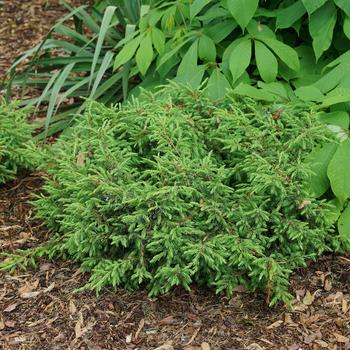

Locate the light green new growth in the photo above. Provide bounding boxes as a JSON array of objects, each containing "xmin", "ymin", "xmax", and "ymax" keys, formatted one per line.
[
  {"xmin": 2, "ymin": 85, "xmax": 339, "ymax": 304},
  {"xmin": 0, "ymin": 100, "xmax": 36, "ymax": 184}
]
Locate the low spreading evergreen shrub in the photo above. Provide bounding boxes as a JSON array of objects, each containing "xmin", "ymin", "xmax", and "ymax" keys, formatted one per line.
[
  {"xmin": 0, "ymin": 100, "xmax": 36, "ymax": 184},
  {"xmin": 5, "ymin": 85, "xmax": 340, "ymax": 304}
]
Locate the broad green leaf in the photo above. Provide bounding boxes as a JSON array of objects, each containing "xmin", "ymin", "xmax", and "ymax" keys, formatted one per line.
[
  {"xmin": 254, "ymin": 41, "xmax": 277, "ymax": 83},
  {"xmin": 190, "ymin": 0, "xmax": 211, "ymax": 19},
  {"xmin": 301, "ymin": 0, "xmax": 327, "ymax": 14},
  {"xmin": 203, "ymin": 19, "xmax": 236, "ymax": 44},
  {"xmin": 276, "ymin": 1, "xmax": 307, "ymax": 29},
  {"xmin": 309, "ymin": 2, "xmax": 337, "ymax": 61},
  {"xmin": 326, "ymin": 125, "xmax": 348, "ymax": 142},
  {"xmin": 89, "ymin": 6, "xmax": 116, "ymax": 88},
  {"xmin": 294, "ymin": 86, "xmax": 324, "ymax": 102},
  {"xmin": 338, "ymin": 204, "xmax": 350, "ymax": 246},
  {"xmin": 136, "ymin": 33, "xmax": 153, "ymax": 75},
  {"xmin": 327, "ymin": 198, "xmax": 343, "ymax": 224},
  {"xmin": 226, "ymin": 0, "xmax": 259, "ymax": 30},
  {"xmin": 174, "ymin": 65, "xmax": 205, "ymax": 88},
  {"xmin": 197, "ymin": 4, "xmax": 228, "ymax": 22},
  {"xmin": 176, "ymin": 41, "xmax": 200, "ymax": 84},
  {"xmin": 344, "ymin": 16, "xmax": 350, "ymax": 40},
  {"xmin": 327, "ymin": 139, "xmax": 350, "ymax": 204},
  {"xmin": 114, "ymin": 35, "xmax": 143, "ymax": 71},
  {"xmin": 260, "ymin": 38, "xmax": 299, "ymax": 71},
  {"xmin": 324, "ymin": 50, "xmax": 350, "ymax": 70},
  {"xmin": 198, "ymin": 35, "xmax": 216, "ymax": 62},
  {"xmin": 316, "ymin": 89, "xmax": 350, "ymax": 109},
  {"xmin": 233, "ymin": 83, "xmax": 276, "ymax": 101},
  {"xmin": 257, "ymin": 81, "xmax": 289, "ymax": 100},
  {"xmin": 314, "ymin": 63, "xmax": 350, "ymax": 93},
  {"xmin": 247, "ymin": 20, "xmax": 276, "ymax": 39},
  {"xmin": 151, "ymin": 27, "xmax": 165, "ymax": 54},
  {"xmin": 318, "ymin": 111, "xmax": 350, "ymax": 130},
  {"xmin": 304, "ymin": 143, "xmax": 338, "ymax": 197},
  {"xmin": 229, "ymin": 39, "xmax": 251, "ymax": 84},
  {"xmin": 334, "ymin": 0, "xmax": 350, "ymax": 17},
  {"xmin": 207, "ymin": 68, "xmax": 231, "ymax": 100},
  {"xmin": 157, "ymin": 36, "xmax": 193, "ymax": 70}
]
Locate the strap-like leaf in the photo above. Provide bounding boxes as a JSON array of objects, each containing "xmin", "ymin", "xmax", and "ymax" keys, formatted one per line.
[
  {"xmin": 45, "ymin": 63, "xmax": 75, "ymax": 136},
  {"xmin": 89, "ymin": 6, "xmax": 116, "ymax": 89}
]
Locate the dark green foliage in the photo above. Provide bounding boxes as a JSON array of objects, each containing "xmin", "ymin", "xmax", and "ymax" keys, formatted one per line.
[
  {"xmin": 0, "ymin": 101, "xmax": 35, "ymax": 184},
  {"xmin": 24, "ymin": 85, "xmax": 338, "ymax": 304}
]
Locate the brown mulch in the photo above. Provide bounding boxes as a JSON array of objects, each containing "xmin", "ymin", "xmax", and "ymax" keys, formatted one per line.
[
  {"xmin": 1, "ymin": 174, "xmax": 350, "ymax": 350},
  {"xmin": 0, "ymin": 0, "xmax": 89, "ymax": 78}
]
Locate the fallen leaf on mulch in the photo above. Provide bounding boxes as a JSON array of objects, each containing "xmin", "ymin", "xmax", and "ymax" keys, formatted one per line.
[
  {"xmin": 154, "ymin": 343, "xmax": 174, "ymax": 350},
  {"xmin": 314, "ymin": 339, "xmax": 328, "ymax": 348},
  {"xmin": 303, "ymin": 332, "xmax": 317, "ymax": 344},
  {"xmin": 303, "ymin": 290, "xmax": 314, "ymax": 305},
  {"xmin": 201, "ymin": 342, "xmax": 210, "ymax": 350},
  {"xmin": 20, "ymin": 291, "xmax": 41, "ymax": 299},
  {"xmin": 334, "ymin": 332, "xmax": 349, "ymax": 343},
  {"xmin": 5, "ymin": 320, "xmax": 16, "ymax": 328},
  {"xmin": 43, "ymin": 282, "xmax": 55, "ymax": 293},
  {"xmin": 134, "ymin": 318, "xmax": 145, "ymax": 340},
  {"xmin": 3, "ymin": 303, "xmax": 18, "ymax": 312},
  {"xmin": 266, "ymin": 320, "xmax": 283, "ymax": 329},
  {"xmin": 69, "ymin": 299, "xmax": 77, "ymax": 314},
  {"xmin": 159, "ymin": 315, "xmax": 175, "ymax": 325}
]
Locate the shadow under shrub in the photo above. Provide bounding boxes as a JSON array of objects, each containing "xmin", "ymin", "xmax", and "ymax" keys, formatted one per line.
[
  {"xmin": 0, "ymin": 100, "xmax": 36, "ymax": 184},
  {"xmin": 32, "ymin": 85, "xmax": 339, "ymax": 304}
]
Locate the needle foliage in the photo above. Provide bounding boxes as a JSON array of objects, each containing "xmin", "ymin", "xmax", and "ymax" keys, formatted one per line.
[
  {"xmin": 4, "ymin": 85, "xmax": 339, "ymax": 304},
  {"xmin": 0, "ymin": 101, "xmax": 36, "ymax": 184}
]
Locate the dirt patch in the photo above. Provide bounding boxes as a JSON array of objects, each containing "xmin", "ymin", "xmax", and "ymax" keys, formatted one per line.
[{"xmin": 1, "ymin": 175, "xmax": 350, "ymax": 350}]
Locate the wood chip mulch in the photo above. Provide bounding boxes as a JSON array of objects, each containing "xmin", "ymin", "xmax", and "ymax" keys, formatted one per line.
[{"xmin": 0, "ymin": 0, "xmax": 89, "ymax": 78}]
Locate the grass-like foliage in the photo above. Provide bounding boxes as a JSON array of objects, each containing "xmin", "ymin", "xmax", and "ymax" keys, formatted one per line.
[
  {"xmin": 11, "ymin": 85, "xmax": 338, "ymax": 304},
  {"xmin": 0, "ymin": 100, "xmax": 35, "ymax": 184}
]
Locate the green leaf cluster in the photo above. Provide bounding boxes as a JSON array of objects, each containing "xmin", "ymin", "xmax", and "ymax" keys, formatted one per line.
[
  {"xmin": 24, "ymin": 85, "xmax": 337, "ymax": 305},
  {"xmin": 6, "ymin": 0, "xmax": 350, "ymax": 136},
  {"xmin": 0, "ymin": 100, "xmax": 36, "ymax": 184}
]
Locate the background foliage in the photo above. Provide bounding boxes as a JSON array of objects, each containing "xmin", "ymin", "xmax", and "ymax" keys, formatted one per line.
[
  {"xmin": 2, "ymin": 85, "xmax": 340, "ymax": 305},
  {"xmin": 6, "ymin": 0, "xmax": 350, "ymax": 133}
]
